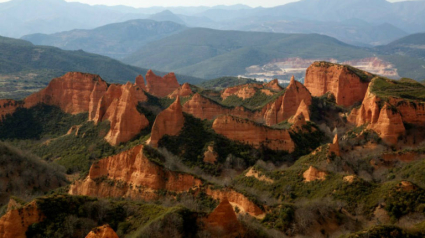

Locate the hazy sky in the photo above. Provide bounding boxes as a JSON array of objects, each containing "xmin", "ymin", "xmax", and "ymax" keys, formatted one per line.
[{"xmin": 0, "ymin": 0, "xmax": 410, "ymax": 8}]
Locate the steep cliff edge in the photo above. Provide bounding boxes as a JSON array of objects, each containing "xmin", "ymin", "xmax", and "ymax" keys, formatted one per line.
[
  {"xmin": 263, "ymin": 76, "xmax": 312, "ymax": 126},
  {"xmin": 147, "ymin": 97, "xmax": 185, "ymax": 147},
  {"xmin": 90, "ymin": 82, "xmax": 149, "ymax": 146},
  {"xmin": 69, "ymin": 145, "xmax": 202, "ymax": 200},
  {"xmin": 212, "ymin": 115, "xmax": 295, "ymax": 152},
  {"xmin": 0, "ymin": 201, "xmax": 44, "ymax": 238},
  {"xmin": 206, "ymin": 197, "xmax": 242, "ymax": 237},
  {"xmin": 305, "ymin": 62, "xmax": 372, "ymax": 107},
  {"xmin": 24, "ymin": 72, "xmax": 108, "ymax": 114},
  {"xmin": 145, "ymin": 70, "xmax": 180, "ymax": 97},
  {"xmin": 0, "ymin": 100, "xmax": 23, "ymax": 121},
  {"xmin": 348, "ymin": 77, "xmax": 424, "ymax": 144}
]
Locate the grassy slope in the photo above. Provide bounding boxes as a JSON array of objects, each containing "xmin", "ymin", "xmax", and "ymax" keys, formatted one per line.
[
  {"xmin": 198, "ymin": 76, "xmax": 259, "ymax": 90},
  {"xmin": 370, "ymin": 77, "xmax": 425, "ymax": 101}
]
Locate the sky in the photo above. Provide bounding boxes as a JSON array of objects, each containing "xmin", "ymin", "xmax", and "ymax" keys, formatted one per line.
[{"xmin": 0, "ymin": 0, "xmax": 410, "ymax": 8}]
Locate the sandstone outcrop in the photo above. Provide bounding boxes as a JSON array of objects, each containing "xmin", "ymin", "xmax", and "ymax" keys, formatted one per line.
[
  {"xmin": 245, "ymin": 167, "xmax": 274, "ymax": 183},
  {"xmin": 303, "ymin": 166, "xmax": 327, "ymax": 182},
  {"xmin": 305, "ymin": 62, "xmax": 371, "ymax": 107},
  {"xmin": 135, "ymin": 75, "xmax": 146, "ymax": 90},
  {"xmin": 69, "ymin": 145, "xmax": 202, "ymax": 200},
  {"xmin": 371, "ymin": 104, "xmax": 405, "ymax": 145},
  {"xmin": 328, "ymin": 134, "xmax": 341, "ymax": 157},
  {"xmin": 206, "ymin": 188, "xmax": 265, "ymax": 218},
  {"xmin": 221, "ymin": 84, "xmax": 262, "ymax": 100},
  {"xmin": 0, "ymin": 201, "xmax": 44, "ymax": 238},
  {"xmin": 91, "ymin": 82, "xmax": 149, "ymax": 145},
  {"xmin": 263, "ymin": 76, "xmax": 312, "ymax": 126},
  {"xmin": 86, "ymin": 224, "xmax": 119, "ymax": 238},
  {"xmin": 183, "ymin": 93, "xmax": 255, "ymax": 120},
  {"xmin": 145, "ymin": 70, "xmax": 180, "ymax": 97},
  {"xmin": 264, "ymin": 79, "xmax": 283, "ymax": 91},
  {"xmin": 212, "ymin": 115, "xmax": 295, "ymax": 152},
  {"xmin": 206, "ymin": 197, "xmax": 242, "ymax": 237},
  {"xmin": 203, "ymin": 145, "xmax": 218, "ymax": 164},
  {"xmin": 147, "ymin": 97, "xmax": 185, "ymax": 147},
  {"xmin": 168, "ymin": 83, "xmax": 193, "ymax": 99},
  {"xmin": 24, "ymin": 72, "xmax": 108, "ymax": 114}
]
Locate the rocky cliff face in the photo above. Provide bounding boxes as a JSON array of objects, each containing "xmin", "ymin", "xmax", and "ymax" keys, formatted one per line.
[
  {"xmin": 371, "ymin": 104, "xmax": 406, "ymax": 145},
  {"xmin": 206, "ymin": 197, "xmax": 242, "ymax": 237},
  {"xmin": 303, "ymin": 166, "xmax": 327, "ymax": 182},
  {"xmin": 264, "ymin": 79, "xmax": 283, "ymax": 91},
  {"xmin": 212, "ymin": 115, "xmax": 295, "ymax": 152},
  {"xmin": 305, "ymin": 62, "xmax": 371, "ymax": 107},
  {"xmin": 0, "ymin": 201, "xmax": 44, "ymax": 238},
  {"xmin": 145, "ymin": 70, "xmax": 180, "ymax": 97},
  {"xmin": 24, "ymin": 72, "xmax": 108, "ymax": 114},
  {"xmin": 85, "ymin": 224, "xmax": 119, "ymax": 238},
  {"xmin": 206, "ymin": 188, "xmax": 265, "ymax": 218},
  {"xmin": 328, "ymin": 135, "xmax": 341, "ymax": 157},
  {"xmin": 69, "ymin": 145, "xmax": 202, "ymax": 200},
  {"xmin": 135, "ymin": 75, "xmax": 147, "ymax": 91},
  {"xmin": 168, "ymin": 83, "xmax": 193, "ymax": 99},
  {"xmin": 90, "ymin": 82, "xmax": 149, "ymax": 146},
  {"xmin": 263, "ymin": 76, "xmax": 312, "ymax": 126},
  {"xmin": 147, "ymin": 97, "xmax": 185, "ymax": 147},
  {"xmin": 221, "ymin": 84, "xmax": 262, "ymax": 100},
  {"xmin": 182, "ymin": 93, "xmax": 255, "ymax": 120}
]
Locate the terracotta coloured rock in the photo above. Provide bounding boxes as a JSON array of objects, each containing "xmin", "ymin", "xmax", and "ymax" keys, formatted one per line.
[
  {"xmin": 212, "ymin": 115, "xmax": 295, "ymax": 152},
  {"xmin": 86, "ymin": 224, "xmax": 119, "ymax": 238},
  {"xmin": 91, "ymin": 82, "xmax": 149, "ymax": 145},
  {"xmin": 221, "ymin": 84, "xmax": 261, "ymax": 100},
  {"xmin": 203, "ymin": 145, "xmax": 218, "ymax": 164},
  {"xmin": 135, "ymin": 74, "xmax": 146, "ymax": 90},
  {"xmin": 24, "ymin": 72, "xmax": 108, "ymax": 114},
  {"xmin": 168, "ymin": 83, "xmax": 193, "ymax": 98},
  {"xmin": 305, "ymin": 62, "xmax": 371, "ymax": 107},
  {"xmin": 69, "ymin": 145, "xmax": 202, "ymax": 200},
  {"xmin": 206, "ymin": 197, "xmax": 242, "ymax": 237},
  {"xmin": 303, "ymin": 166, "xmax": 327, "ymax": 182},
  {"xmin": 0, "ymin": 99, "xmax": 22, "ymax": 121},
  {"xmin": 206, "ymin": 188, "xmax": 265, "ymax": 218},
  {"xmin": 0, "ymin": 201, "xmax": 44, "ymax": 238},
  {"xmin": 263, "ymin": 76, "xmax": 312, "ymax": 126},
  {"xmin": 264, "ymin": 79, "xmax": 283, "ymax": 91},
  {"xmin": 147, "ymin": 97, "xmax": 185, "ymax": 147},
  {"xmin": 328, "ymin": 134, "xmax": 341, "ymax": 157},
  {"xmin": 145, "ymin": 70, "xmax": 180, "ymax": 97},
  {"xmin": 371, "ymin": 104, "xmax": 405, "ymax": 145}
]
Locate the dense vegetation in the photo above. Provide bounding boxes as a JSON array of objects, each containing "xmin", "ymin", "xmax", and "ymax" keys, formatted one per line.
[{"xmin": 198, "ymin": 76, "xmax": 259, "ymax": 90}]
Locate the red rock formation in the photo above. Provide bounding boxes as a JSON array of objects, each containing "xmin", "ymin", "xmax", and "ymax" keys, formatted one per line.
[
  {"xmin": 91, "ymin": 82, "xmax": 149, "ymax": 145},
  {"xmin": 24, "ymin": 72, "xmax": 108, "ymax": 114},
  {"xmin": 0, "ymin": 201, "xmax": 44, "ymax": 238},
  {"xmin": 303, "ymin": 166, "xmax": 327, "ymax": 182},
  {"xmin": 304, "ymin": 62, "xmax": 371, "ymax": 107},
  {"xmin": 371, "ymin": 104, "xmax": 405, "ymax": 145},
  {"xmin": 135, "ymin": 75, "xmax": 146, "ymax": 90},
  {"xmin": 221, "ymin": 84, "xmax": 261, "ymax": 100},
  {"xmin": 264, "ymin": 79, "xmax": 283, "ymax": 91},
  {"xmin": 388, "ymin": 98, "xmax": 425, "ymax": 125},
  {"xmin": 290, "ymin": 113, "xmax": 307, "ymax": 131},
  {"xmin": 289, "ymin": 99, "xmax": 310, "ymax": 125},
  {"xmin": 147, "ymin": 97, "xmax": 185, "ymax": 147},
  {"xmin": 86, "ymin": 224, "xmax": 119, "ymax": 238},
  {"xmin": 183, "ymin": 93, "xmax": 255, "ymax": 120},
  {"xmin": 69, "ymin": 145, "xmax": 202, "ymax": 200},
  {"xmin": 0, "ymin": 99, "xmax": 22, "ymax": 121},
  {"xmin": 206, "ymin": 188, "xmax": 265, "ymax": 218},
  {"xmin": 168, "ymin": 83, "xmax": 193, "ymax": 99},
  {"xmin": 206, "ymin": 197, "xmax": 242, "ymax": 237},
  {"xmin": 145, "ymin": 70, "xmax": 180, "ymax": 97},
  {"xmin": 203, "ymin": 145, "xmax": 218, "ymax": 164},
  {"xmin": 263, "ymin": 76, "xmax": 312, "ymax": 125},
  {"xmin": 212, "ymin": 115, "xmax": 295, "ymax": 152},
  {"xmin": 328, "ymin": 135, "xmax": 341, "ymax": 157}
]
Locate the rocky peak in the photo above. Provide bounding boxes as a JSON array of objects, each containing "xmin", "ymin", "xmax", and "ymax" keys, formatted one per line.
[
  {"xmin": 135, "ymin": 74, "xmax": 146, "ymax": 90},
  {"xmin": 206, "ymin": 197, "xmax": 242, "ymax": 237},
  {"xmin": 304, "ymin": 62, "xmax": 371, "ymax": 107},
  {"xmin": 303, "ymin": 166, "xmax": 327, "ymax": 182},
  {"xmin": 168, "ymin": 83, "xmax": 193, "ymax": 98},
  {"xmin": 145, "ymin": 70, "xmax": 180, "ymax": 97},
  {"xmin": 264, "ymin": 79, "xmax": 283, "ymax": 91},
  {"xmin": 147, "ymin": 96, "xmax": 185, "ymax": 147},
  {"xmin": 328, "ymin": 134, "xmax": 341, "ymax": 157},
  {"xmin": 85, "ymin": 224, "xmax": 119, "ymax": 238}
]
